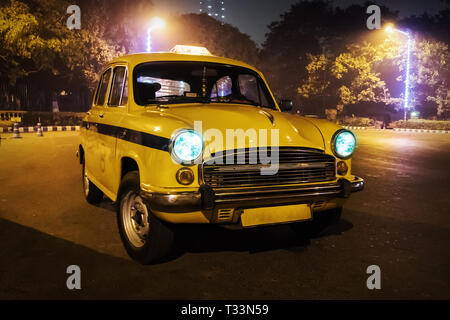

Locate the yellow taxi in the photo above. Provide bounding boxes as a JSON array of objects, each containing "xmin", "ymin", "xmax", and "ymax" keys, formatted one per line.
[{"xmin": 79, "ymin": 45, "xmax": 364, "ymax": 264}]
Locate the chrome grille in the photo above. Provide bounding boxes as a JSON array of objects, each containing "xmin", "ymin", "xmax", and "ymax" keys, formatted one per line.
[{"xmin": 202, "ymin": 147, "xmax": 336, "ymax": 188}]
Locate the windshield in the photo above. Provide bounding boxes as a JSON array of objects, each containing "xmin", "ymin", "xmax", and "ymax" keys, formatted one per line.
[{"xmin": 133, "ymin": 61, "xmax": 276, "ymax": 109}]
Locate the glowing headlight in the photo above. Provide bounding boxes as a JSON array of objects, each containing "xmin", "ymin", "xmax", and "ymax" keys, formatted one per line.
[
  {"xmin": 332, "ymin": 130, "xmax": 356, "ymax": 159},
  {"xmin": 170, "ymin": 130, "xmax": 203, "ymax": 164}
]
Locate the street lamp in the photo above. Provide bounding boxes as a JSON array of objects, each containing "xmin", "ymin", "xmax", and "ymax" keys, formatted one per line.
[
  {"xmin": 385, "ymin": 24, "xmax": 412, "ymax": 121},
  {"xmin": 147, "ymin": 17, "xmax": 165, "ymax": 52}
]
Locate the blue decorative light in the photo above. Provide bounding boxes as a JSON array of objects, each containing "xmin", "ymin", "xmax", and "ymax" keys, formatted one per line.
[
  {"xmin": 333, "ymin": 130, "xmax": 356, "ymax": 159},
  {"xmin": 146, "ymin": 18, "xmax": 165, "ymax": 52},
  {"xmin": 403, "ymin": 32, "xmax": 412, "ymax": 120},
  {"xmin": 171, "ymin": 130, "xmax": 203, "ymax": 163},
  {"xmin": 386, "ymin": 26, "xmax": 413, "ymax": 121}
]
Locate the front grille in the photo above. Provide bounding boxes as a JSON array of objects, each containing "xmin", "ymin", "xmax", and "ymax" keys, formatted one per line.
[
  {"xmin": 216, "ymin": 208, "xmax": 234, "ymax": 221},
  {"xmin": 202, "ymin": 147, "xmax": 336, "ymax": 188}
]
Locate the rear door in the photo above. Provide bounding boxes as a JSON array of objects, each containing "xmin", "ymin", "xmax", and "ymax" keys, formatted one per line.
[
  {"xmin": 99, "ymin": 64, "xmax": 129, "ymax": 198},
  {"xmin": 85, "ymin": 67, "xmax": 112, "ymax": 191}
]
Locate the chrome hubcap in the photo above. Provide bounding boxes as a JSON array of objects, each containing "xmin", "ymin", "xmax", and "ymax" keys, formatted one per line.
[{"xmin": 122, "ymin": 192, "xmax": 150, "ymax": 248}]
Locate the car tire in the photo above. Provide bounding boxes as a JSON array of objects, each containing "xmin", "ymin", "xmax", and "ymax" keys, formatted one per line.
[
  {"xmin": 290, "ymin": 207, "xmax": 342, "ymax": 238},
  {"xmin": 117, "ymin": 171, "xmax": 175, "ymax": 264},
  {"xmin": 82, "ymin": 162, "xmax": 103, "ymax": 204}
]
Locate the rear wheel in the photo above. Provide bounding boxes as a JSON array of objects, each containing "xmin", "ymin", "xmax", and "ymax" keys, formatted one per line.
[
  {"xmin": 82, "ymin": 161, "xmax": 103, "ymax": 204},
  {"xmin": 290, "ymin": 207, "xmax": 342, "ymax": 238},
  {"xmin": 117, "ymin": 171, "xmax": 175, "ymax": 264}
]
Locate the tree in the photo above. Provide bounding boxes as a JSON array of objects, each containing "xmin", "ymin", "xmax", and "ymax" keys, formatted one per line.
[
  {"xmin": 298, "ymin": 41, "xmax": 391, "ymax": 113},
  {"xmin": 260, "ymin": 0, "xmax": 398, "ymax": 107},
  {"xmin": 400, "ymin": 9, "xmax": 450, "ymax": 45},
  {"xmin": 0, "ymin": 0, "xmax": 150, "ymax": 111},
  {"xmin": 78, "ymin": 0, "xmax": 155, "ymax": 53},
  {"xmin": 159, "ymin": 13, "xmax": 259, "ymax": 67},
  {"xmin": 260, "ymin": 0, "xmax": 331, "ymax": 104},
  {"xmin": 413, "ymin": 38, "xmax": 450, "ymax": 117},
  {"xmin": 0, "ymin": 0, "xmax": 52, "ymax": 84},
  {"xmin": 1, "ymin": 3, "xmax": 258, "ymax": 111}
]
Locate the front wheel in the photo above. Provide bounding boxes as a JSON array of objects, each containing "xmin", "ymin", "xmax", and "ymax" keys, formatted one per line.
[
  {"xmin": 290, "ymin": 207, "xmax": 342, "ymax": 238},
  {"xmin": 117, "ymin": 171, "xmax": 175, "ymax": 264}
]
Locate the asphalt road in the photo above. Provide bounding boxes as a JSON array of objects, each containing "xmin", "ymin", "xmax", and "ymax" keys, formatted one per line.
[{"xmin": 0, "ymin": 130, "xmax": 449, "ymax": 299}]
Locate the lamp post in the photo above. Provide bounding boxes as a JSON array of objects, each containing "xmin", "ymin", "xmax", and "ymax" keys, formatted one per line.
[
  {"xmin": 385, "ymin": 24, "xmax": 412, "ymax": 121},
  {"xmin": 147, "ymin": 17, "xmax": 165, "ymax": 53}
]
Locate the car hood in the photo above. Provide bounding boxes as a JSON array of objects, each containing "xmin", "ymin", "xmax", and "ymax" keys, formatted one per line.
[{"xmin": 148, "ymin": 104, "xmax": 326, "ymax": 152}]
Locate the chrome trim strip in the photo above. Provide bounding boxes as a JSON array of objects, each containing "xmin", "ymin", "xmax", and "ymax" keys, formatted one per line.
[
  {"xmin": 210, "ymin": 162, "xmax": 328, "ymax": 172},
  {"xmin": 214, "ymin": 190, "xmax": 340, "ymax": 204},
  {"xmin": 351, "ymin": 176, "xmax": 364, "ymax": 192},
  {"xmin": 140, "ymin": 191, "xmax": 201, "ymax": 213},
  {"xmin": 213, "ymin": 182, "xmax": 341, "ymax": 196}
]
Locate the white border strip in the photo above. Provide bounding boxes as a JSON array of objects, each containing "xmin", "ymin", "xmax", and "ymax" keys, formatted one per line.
[
  {"xmin": 343, "ymin": 126, "xmax": 449, "ymax": 133},
  {"xmin": 0, "ymin": 126, "xmax": 80, "ymax": 133}
]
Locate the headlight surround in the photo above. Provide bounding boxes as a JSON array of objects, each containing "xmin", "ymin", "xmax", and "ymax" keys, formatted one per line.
[
  {"xmin": 332, "ymin": 129, "xmax": 356, "ymax": 159},
  {"xmin": 170, "ymin": 129, "xmax": 203, "ymax": 164}
]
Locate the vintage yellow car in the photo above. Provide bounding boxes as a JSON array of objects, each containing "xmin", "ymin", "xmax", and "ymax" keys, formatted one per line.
[{"xmin": 79, "ymin": 45, "xmax": 364, "ymax": 264}]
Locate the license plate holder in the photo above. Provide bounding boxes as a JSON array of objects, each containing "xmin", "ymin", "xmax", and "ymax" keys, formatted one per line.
[{"xmin": 240, "ymin": 203, "xmax": 312, "ymax": 227}]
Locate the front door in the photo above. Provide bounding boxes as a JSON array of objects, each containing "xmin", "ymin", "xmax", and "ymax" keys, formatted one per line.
[
  {"xmin": 85, "ymin": 67, "xmax": 112, "ymax": 193},
  {"xmin": 97, "ymin": 65, "xmax": 129, "ymax": 198},
  {"xmin": 86, "ymin": 65, "xmax": 128, "ymax": 200}
]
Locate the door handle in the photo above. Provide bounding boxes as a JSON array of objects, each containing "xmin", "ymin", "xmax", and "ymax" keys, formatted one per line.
[
  {"xmin": 119, "ymin": 129, "xmax": 127, "ymax": 138},
  {"xmin": 99, "ymin": 113, "xmax": 104, "ymax": 118}
]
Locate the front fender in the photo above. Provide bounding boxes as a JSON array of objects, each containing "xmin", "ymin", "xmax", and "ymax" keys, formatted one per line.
[{"xmin": 300, "ymin": 117, "xmax": 343, "ymax": 155}]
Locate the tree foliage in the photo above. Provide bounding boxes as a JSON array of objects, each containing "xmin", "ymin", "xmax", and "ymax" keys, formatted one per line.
[
  {"xmin": 263, "ymin": 0, "xmax": 449, "ymax": 118},
  {"xmin": 412, "ymin": 38, "xmax": 449, "ymax": 116},
  {"xmin": 161, "ymin": 13, "xmax": 259, "ymax": 67},
  {"xmin": 298, "ymin": 34, "xmax": 450, "ymax": 117},
  {"xmin": 0, "ymin": 0, "xmax": 154, "ymax": 110},
  {"xmin": 260, "ymin": 0, "xmax": 398, "ymax": 107},
  {"xmin": 298, "ymin": 41, "xmax": 392, "ymax": 112},
  {"xmin": 0, "ymin": 0, "xmax": 136, "ymax": 87}
]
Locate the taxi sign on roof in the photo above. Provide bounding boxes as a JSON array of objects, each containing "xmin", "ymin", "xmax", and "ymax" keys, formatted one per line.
[{"xmin": 170, "ymin": 45, "xmax": 212, "ymax": 56}]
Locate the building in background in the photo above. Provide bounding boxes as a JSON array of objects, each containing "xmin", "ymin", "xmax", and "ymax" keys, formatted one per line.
[{"xmin": 199, "ymin": 0, "xmax": 226, "ymax": 22}]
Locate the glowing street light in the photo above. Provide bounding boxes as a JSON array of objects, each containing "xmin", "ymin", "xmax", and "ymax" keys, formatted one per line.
[
  {"xmin": 385, "ymin": 24, "xmax": 394, "ymax": 33},
  {"xmin": 385, "ymin": 23, "xmax": 412, "ymax": 121},
  {"xmin": 147, "ymin": 17, "xmax": 165, "ymax": 53}
]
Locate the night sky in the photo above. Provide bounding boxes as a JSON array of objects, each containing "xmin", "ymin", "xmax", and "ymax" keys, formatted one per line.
[{"xmin": 153, "ymin": 0, "xmax": 448, "ymax": 45}]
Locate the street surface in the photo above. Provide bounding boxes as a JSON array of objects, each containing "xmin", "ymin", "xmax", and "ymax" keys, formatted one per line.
[{"xmin": 0, "ymin": 130, "xmax": 449, "ymax": 299}]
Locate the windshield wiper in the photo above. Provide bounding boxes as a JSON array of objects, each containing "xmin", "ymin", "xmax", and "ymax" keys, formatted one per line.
[
  {"xmin": 216, "ymin": 96, "xmax": 260, "ymax": 107},
  {"xmin": 145, "ymin": 96, "xmax": 211, "ymax": 105}
]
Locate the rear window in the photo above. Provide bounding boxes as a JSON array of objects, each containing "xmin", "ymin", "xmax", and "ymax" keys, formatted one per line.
[
  {"xmin": 95, "ymin": 68, "xmax": 112, "ymax": 106},
  {"xmin": 108, "ymin": 66, "xmax": 128, "ymax": 106}
]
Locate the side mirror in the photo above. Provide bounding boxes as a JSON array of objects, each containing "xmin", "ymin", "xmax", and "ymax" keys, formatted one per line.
[{"xmin": 279, "ymin": 99, "xmax": 293, "ymax": 112}]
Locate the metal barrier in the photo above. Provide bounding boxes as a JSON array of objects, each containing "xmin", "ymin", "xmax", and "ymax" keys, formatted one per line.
[{"xmin": 0, "ymin": 110, "xmax": 26, "ymax": 123}]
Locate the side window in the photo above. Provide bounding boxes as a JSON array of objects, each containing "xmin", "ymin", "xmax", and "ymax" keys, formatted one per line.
[
  {"xmin": 238, "ymin": 74, "xmax": 259, "ymax": 103},
  {"xmin": 95, "ymin": 68, "xmax": 112, "ymax": 106},
  {"xmin": 121, "ymin": 74, "xmax": 128, "ymax": 105},
  {"xmin": 108, "ymin": 66, "xmax": 128, "ymax": 106},
  {"xmin": 238, "ymin": 74, "xmax": 275, "ymax": 109},
  {"xmin": 258, "ymin": 83, "xmax": 271, "ymax": 108}
]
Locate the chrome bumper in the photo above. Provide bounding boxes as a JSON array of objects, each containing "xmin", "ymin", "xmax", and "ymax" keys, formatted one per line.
[
  {"xmin": 141, "ymin": 192, "xmax": 202, "ymax": 213},
  {"xmin": 141, "ymin": 176, "xmax": 364, "ymax": 214}
]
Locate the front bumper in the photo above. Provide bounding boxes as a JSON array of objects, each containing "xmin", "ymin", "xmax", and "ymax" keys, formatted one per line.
[{"xmin": 141, "ymin": 176, "xmax": 364, "ymax": 214}]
